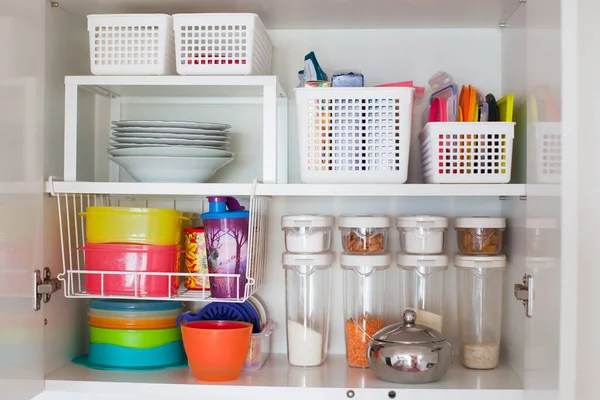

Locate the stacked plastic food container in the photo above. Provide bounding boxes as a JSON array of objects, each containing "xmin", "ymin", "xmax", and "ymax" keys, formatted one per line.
[
  {"xmin": 80, "ymin": 206, "xmax": 185, "ymax": 297},
  {"xmin": 338, "ymin": 215, "xmax": 391, "ymax": 369},
  {"xmin": 454, "ymin": 217, "xmax": 507, "ymax": 370},
  {"xmin": 396, "ymin": 216, "xmax": 449, "ymax": 333},
  {"xmin": 281, "ymin": 215, "xmax": 334, "ymax": 367},
  {"xmin": 77, "ymin": 300, "xmax": 187, "ymax": 370}
]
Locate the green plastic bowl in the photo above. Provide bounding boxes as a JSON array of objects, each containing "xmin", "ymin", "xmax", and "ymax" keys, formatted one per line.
[{"xmin": 89, "ymin": 326, "xmax": 182, "ymax": 349}]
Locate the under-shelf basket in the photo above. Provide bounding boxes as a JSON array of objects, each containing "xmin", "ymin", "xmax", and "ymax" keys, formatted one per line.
[{"xmin": 52, "ymin": 191, "xmax": 269, "ymax": 303}]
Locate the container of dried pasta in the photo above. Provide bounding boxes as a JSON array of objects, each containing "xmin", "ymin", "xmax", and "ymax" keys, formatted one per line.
[
  {"xmin": 340, "ymin": 252, "xmax": 390, "ymax": 368},
  {"xmin": 339, "ymin": 215, "xmax": 390, "ymax": 254},
  {"xmin": 455, "ymin": 254, "xmax": 506, "ymax": 370},
  {"xmin": 455, "ymin": 217, "xmax": 506, "ymax": 255}
]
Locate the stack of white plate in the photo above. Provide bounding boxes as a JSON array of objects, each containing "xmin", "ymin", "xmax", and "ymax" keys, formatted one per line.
[{"xmin": 108, "ymin": 120, "xmax": 234, "ymax": 183}]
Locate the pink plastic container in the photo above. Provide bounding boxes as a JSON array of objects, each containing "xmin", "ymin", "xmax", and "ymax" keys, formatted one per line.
[{"xmin": 81, "ymin": 243, "xmax": 180, "ymax": 297}]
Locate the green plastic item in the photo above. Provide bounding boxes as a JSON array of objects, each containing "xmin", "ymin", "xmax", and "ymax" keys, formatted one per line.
[{"xmin": 89, "ymin": 326, "xmax": 182, "ymax": 349}]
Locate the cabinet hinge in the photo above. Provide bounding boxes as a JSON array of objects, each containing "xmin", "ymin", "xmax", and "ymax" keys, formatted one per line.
[
  {"xmin": 514, "ymin": 274, "xmax": 533, "ymax": 317},
  {"xmin": 34, "ymin": 267, "xmax": 62, "ymax": 311}
]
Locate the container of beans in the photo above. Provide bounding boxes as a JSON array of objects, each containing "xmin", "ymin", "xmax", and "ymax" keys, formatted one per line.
[
  {"xmin": 339, "ymin": 215, "xmax": 390, "ymax": 254},
  {"xmin": 341, "ymin": 252, "xmax": 390, "ymax": 368},
  {"xmin": 455, "ymin": 217, "xmax": 506, "ymax": 255}
]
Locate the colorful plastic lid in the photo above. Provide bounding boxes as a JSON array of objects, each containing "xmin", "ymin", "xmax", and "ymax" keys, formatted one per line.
[{"xmin": 89, "ymin": 300, "xmax": 184, "ymax": 312}]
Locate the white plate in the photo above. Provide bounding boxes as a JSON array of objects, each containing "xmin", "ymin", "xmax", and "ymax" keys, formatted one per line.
[
  {"xmin": 109, "ymin": 142, "xmax": 230, "ymax": 149},
  {"xmin": 108, "ymin": 146, "xmax": 234, "ymax": 158},
  {"xmin": 111, "ymin": 137, "xmax": 231, "ymax": 146},
  {"xmin": 111, "ymin": 131, "xmax": 229, "ymax": 141},
  {"xmin": 109, "ymin": 156, "xmax": 233, "ymax": 183},
  {"xmin": 112, "ymin": 127, "xmax": 229, "ymax": 135},
  {"xmin": 248, "ymin": 295, "xmax": 268, "ymax": 331},
  {"xmin": 112, "ymin": 120, "xmax": 231, "ymax": 131}
]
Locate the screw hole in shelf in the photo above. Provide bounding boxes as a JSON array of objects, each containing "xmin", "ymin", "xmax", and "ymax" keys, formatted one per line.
[{"xmin": 388, "ymin": 391, "xmax": 397, "ymax": 399}]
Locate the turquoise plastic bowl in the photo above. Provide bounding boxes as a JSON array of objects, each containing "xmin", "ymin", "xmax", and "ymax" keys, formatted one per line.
[{"xmin": 88, "ymin": 341, "xmax": 186, "ymax": 368}]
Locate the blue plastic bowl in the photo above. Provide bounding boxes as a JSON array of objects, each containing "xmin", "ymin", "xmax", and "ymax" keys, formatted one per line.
[{"xmin": 88, "ymin": 341, "xmax": 186, "ymax": 368}]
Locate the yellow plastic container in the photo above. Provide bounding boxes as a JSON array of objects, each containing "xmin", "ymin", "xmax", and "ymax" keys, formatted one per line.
[{"xmin": 81, "ymin": 207, "xmax": 187, "ymax": 245}]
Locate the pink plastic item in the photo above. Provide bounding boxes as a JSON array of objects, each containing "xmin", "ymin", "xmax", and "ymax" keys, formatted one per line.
[
  {"xmin": 81, "ymin": 243, "xmax": 180, "ymax": 297},
  {"xmin": 375, "ymin": 80, "xmax": 426, "ymax": 96}
]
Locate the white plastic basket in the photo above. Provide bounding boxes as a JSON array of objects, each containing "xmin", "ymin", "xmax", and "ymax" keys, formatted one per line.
[
  {"xmin": 528, "ymin": 122, "xmax": 561, "ymax": 183},
  {"xmin": 173, "ymin": 13, "xmax": 272, "ymax": 75},
  {"xmin": 419, "ymin": 122, "xmax": 515, "ymax": 184},
  {"xmin": 295, "ymin": 88, "xmax": 414, "ymax": 184},
  {"xmin": 87, "ymin": 14, "xmax": 175, "ymax": 76}
]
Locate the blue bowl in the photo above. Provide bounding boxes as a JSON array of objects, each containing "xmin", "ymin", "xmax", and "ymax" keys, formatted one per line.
[{"xmin": 88, "ymin": 341, "xmax": 186, "ymax": 368}]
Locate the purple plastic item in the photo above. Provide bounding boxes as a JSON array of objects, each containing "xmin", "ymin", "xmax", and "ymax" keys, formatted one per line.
[{"xmin": 202, "ymin": 197, "xmax": 250, "ymax": 299}]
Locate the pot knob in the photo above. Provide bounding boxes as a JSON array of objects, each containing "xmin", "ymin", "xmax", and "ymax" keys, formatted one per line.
[{"xmin": 402, "ymin": 309, "xmax": 417, "ymax": 327}]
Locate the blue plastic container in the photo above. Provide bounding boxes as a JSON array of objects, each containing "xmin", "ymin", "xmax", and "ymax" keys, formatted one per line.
[{"xmin": 87, "ymin": 341, "xmax": 186, "ymax": 368}]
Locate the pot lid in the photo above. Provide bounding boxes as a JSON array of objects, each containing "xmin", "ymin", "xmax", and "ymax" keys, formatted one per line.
[{"xmin": 372, "ymin": 309, "xmax": 446, "ymax": 344}]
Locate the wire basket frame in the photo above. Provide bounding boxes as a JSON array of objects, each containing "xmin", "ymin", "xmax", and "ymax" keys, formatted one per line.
[{"xmin": 53, "ymin": 191, "xmax": 269, "ymax": 302}]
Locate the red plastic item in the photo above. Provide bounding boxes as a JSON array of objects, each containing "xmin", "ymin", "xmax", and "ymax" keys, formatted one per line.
[
  {"xmin": 82, "ymin": 243, "xmax": 180, "ymax": 297},
  {"xmin": 181, "ymin": 320, "xmax": 252, "ymax": 382}
]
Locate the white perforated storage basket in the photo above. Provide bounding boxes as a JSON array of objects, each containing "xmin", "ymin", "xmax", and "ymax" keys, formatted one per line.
[
  {"xmin": 173, "ymin": 13, "xmax": 272, "ymax": 75},
  {"xmin": 419, "ymin": 122, "xmax": 515, "ymax": 183},
  {"xmin": 295, "ymin": 88, "xmax": 414, "ymax": 184},
  {"xmin": 528, "ymin": 122, "xmax": 561, "ymax": 183},
  {"xmin": 87, "ymin": 14, "xmax": 175, "ymax": 76}
]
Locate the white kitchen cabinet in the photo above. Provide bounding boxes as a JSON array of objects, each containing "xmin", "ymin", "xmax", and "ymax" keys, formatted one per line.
[{"xmin": 2, "ymin": 0, "xmax": 593, "ymax": 399}]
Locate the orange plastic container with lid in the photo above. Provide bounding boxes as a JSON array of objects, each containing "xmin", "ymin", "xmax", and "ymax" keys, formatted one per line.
[{"xmin": 181, "ymin": 320, "xmax": 252, "ymax": 382}]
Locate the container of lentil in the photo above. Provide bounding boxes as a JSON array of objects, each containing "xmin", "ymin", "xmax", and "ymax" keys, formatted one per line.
[{"xmin": 341, "ymin": 252, "xmax": 390, "ymax": 368}]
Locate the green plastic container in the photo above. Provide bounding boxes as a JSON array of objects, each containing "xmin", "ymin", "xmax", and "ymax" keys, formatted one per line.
[{"xmin": 89, "ymin": 326, "xmax": 182, "ymax": 349}]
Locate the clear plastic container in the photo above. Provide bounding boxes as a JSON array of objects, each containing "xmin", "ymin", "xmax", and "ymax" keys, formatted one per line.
[
  {"xmin": 283, "ymin": 252, "xmax": 333, "ymax": 367},
  {"xmin": 397, "ymin": 254, "xmax": 448, "ymax": 332},
  {"xmin": 281, "ymin": 215, "xmax": 334, "ymax": 253},
  {"xmin": 244, "ymin": 321, "xmax": 274, "ymax": 370},
  {"xmin": 340, "ymin": 253, "xmax": 390, "ymax": 368},
  {"xmin": 455, "ymin": 254, "xmax": 506, "ymax": 370},
  {"xmin": 397, "ymin": 215, "xmax": 448, "ymax": 254},
  {"xmin": 526, "ymin": 218, "xmax": 558, "ymax": 257},
  {"xmin": 339, "ymin": 215, "xmax": 390, "ymax": 254},
  {"xmin": 455, "ymin": 217, "xmax": 506, "ymax": 255}
]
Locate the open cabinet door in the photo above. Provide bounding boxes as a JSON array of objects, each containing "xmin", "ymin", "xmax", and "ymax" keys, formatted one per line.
[
  {"xmin": 0, "ymin": 0, "xmax": 47, "ymax": 398},
  {"xmin": 523, "ymin": 0, "xmax": 562, "ymax": 399}
]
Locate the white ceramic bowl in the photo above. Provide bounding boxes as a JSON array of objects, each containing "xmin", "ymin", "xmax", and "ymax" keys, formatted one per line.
[{"xmin": 109, "ymin": 156, "xmax": 233, "ymax": 183}]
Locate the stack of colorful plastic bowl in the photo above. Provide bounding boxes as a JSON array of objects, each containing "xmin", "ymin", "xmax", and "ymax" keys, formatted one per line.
[
  {"xmin": 80, "ymin": 300, "xmax": 187, "ymax": 370},
  {"xmin": 79, "ymin": 206, "xmax": 186, "ymax": 297}
]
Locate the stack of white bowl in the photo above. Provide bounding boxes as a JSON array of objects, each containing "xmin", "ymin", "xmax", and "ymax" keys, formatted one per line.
[{"xmin": 108, "ymin": 120, "xmax": 234, "ymax": 183}]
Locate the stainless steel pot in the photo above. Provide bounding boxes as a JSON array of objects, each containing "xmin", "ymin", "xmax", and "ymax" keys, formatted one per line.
[{"xmin": 367, "ymin": 309, "xmax": 452, "ymax": 384}]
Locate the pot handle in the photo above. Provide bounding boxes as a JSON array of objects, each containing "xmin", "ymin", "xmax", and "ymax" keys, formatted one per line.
[{"xmin": 431, "ymin": 341, "xmax": 453, "ymax": 364}]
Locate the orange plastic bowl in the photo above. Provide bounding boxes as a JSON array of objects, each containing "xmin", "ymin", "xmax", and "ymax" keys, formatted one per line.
[
  {"xmin": 181, "ymin": 320, "xmax": 252, "ymax": 382},
  {"xmin": 88, "ymin": 315, "xmax": 177, "ymax": 330}
]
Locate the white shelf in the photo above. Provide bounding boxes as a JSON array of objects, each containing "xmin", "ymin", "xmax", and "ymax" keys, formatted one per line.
[
  {"xmin": 44, "ymin": 354, "xmax": 522, "ymax": 400},
  {"xmin": 56, "ymin": 0, "xmax": 523, "ymax": 29},
  {"xmin": 45, "ymin": 181, "xmax": 527, "ymax": 197},
  {"xmin": 65, "ymin": 75, "xmax": 286, "ymax": 99}
]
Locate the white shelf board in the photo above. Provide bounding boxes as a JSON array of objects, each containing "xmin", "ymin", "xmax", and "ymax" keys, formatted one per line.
[
  {"xmin": 44, "ymin": 354, "xmax": 522, "ymax": 400},
  {"xmin": 45, "ymin": 181, "xmax": 527, "ymax": 197},
  {"xmin": 56, "ymin": 0, "xmax": 523, "ymax": 29},
  {"xmin": 65, "ymin": 75, "xmax": 286, "ymax": 98}
]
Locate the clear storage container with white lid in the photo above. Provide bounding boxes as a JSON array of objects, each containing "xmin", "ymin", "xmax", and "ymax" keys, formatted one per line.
[
  {"xmin": 397, "ymin": 215, "xmax": 448, "ymax": 254},
  {"xmin": 281, "ymin": 215, "xmax": 334, "ymax": 253},
  {"xmin": 455, "ymin": 217, "xmax": 506, "ymax": 255},
  {"xmin": 282, "ymin": 252, "xmax": 333, "ymax": 367},
  {"xmin": 454, "ymin": 254, "xmax": 506, "ymax": 370},
  {"xmin": 339, "ymin": 215, "xmax": 390, "ymax": 254},
  {"xmin": 397, "ymin": 254, "xmax": 448, "ymax": 332},
  {"xmin": 340, "ymin": 253, "xmax": 390, "ymax": 368}
]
